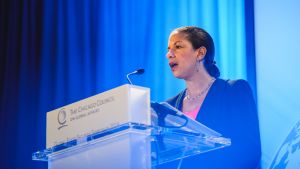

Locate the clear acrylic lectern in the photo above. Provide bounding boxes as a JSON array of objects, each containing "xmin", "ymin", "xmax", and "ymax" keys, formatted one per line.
[{"xmin": 32, "ymin": 85, "xmax": 231, "ymax": 169}]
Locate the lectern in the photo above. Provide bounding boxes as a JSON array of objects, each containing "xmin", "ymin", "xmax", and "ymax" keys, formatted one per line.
[{"xmin": 32, "ymin": 85, "xmax": 231, "ymax": 169}]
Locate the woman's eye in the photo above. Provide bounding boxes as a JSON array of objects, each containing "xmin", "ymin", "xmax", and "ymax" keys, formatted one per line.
[{"xmin": 175, "ymin": 45, "xmax": 182, "ymax": 49}]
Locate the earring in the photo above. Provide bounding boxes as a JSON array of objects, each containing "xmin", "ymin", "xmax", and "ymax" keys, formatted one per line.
[{"xmin": 196, "ymin": 59, "xmax": 201, "ymax": 72}]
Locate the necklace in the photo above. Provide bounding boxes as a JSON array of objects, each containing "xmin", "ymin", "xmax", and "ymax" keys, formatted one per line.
[{"xmin": 184, "ymin": 78, "xmax": 216, "ymax": 101}]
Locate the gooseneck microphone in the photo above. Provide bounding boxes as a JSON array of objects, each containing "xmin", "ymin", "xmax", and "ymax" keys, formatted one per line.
[{"xmin": 126, "ymin": 68, "xmax": 145, "ymax": 85}]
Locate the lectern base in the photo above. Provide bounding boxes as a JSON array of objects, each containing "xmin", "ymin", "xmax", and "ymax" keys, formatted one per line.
[
  {"xmin": 48, "ymin": 128, "xmax": 150, "ymax": 169},
  {"xmin": 33, "ymin": 123, "xmax": 230, "ymax": 169}
]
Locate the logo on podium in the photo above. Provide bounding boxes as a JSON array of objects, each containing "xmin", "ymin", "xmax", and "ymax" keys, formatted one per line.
[{"xmin": 57, "ymin": 108, "xmax": 68, "ymax": 129}]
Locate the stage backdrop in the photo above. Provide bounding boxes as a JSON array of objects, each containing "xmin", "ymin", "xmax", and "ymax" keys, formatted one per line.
[
  {"xmin": 0, "ymin": 0, "xmax": 255, "ymax": 169},
  {"xmin": 254, "ymin": 0, "xmax": 300, "ymax": 168}
]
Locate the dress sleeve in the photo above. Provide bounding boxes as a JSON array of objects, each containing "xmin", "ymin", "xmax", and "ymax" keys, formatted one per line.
[{"xmin": 228, "ymin": 79, "xmax": 261, "ymax": 168}]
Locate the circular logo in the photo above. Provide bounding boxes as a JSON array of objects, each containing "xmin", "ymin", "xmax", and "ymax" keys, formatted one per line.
[{"xmin": 58, "ymin": 108, "xmax": 67, "ymax": 125}]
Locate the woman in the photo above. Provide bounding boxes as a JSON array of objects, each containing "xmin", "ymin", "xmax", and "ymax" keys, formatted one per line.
[{"xmin": 159, "ymin": 26, "xmax": 261, "ymax": 169}]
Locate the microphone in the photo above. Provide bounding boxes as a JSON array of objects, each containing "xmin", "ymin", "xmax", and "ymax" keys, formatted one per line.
[{"xmin": 126, "ymin": 68, "xmax": 145, "ymax": 85}]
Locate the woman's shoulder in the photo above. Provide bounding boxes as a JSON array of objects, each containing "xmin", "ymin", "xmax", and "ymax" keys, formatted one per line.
[
  {"xmin": 224, "ymin": 79, "xmax": 255, "ymax": 105},
  {"xmin": 225, "ymin": 79, "xmax": 253, "ymax": 93},
  {"xmin": 214, "ymin": 78, "xmax": 254, "ymax": 100},
  {"xmin": 226, "ymin": 79, "xmax": 249, "ymax": 86},
  {"xmin": 217, "ymin": 78, "xmax": 250, "ymax": 88}
]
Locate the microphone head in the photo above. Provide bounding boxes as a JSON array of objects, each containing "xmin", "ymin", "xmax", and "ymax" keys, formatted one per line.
[{"xmin": 136, "ymin": 68, "xmax": 145, "ymax": 74}]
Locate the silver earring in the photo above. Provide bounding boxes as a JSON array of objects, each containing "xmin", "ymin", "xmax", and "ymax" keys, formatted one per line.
[{"xmin": 196, "ymin": 59, "xmax": 201, "ymax": 72}]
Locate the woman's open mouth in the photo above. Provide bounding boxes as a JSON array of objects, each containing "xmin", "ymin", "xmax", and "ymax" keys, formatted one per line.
[{"xmin": 169, "ymin": 62, "xmax": 178, "ymax": 71}]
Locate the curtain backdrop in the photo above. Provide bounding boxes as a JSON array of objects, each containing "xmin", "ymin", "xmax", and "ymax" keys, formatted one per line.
[{"xmin": 0, "ymin": 0, "xmax": 256, "ymax": 169}]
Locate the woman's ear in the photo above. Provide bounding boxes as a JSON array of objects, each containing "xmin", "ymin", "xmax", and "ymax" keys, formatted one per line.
[{"xmin": 197, "ymin": 46, "xmax": 207, "ymax": 61}]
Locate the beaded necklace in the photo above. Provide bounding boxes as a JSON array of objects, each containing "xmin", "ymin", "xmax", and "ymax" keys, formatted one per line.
[{"xmin": 184, "ymin": 78, "xmax": 215, "ymax": 101}]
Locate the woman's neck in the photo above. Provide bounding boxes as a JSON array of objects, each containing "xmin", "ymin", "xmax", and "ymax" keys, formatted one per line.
[{"xmin": 185, "ymin": 72, "xmax": 214, "ymax": 96}]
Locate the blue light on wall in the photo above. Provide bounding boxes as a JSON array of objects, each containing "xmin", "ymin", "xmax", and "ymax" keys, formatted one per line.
[
  {"xmin": 254, "ymin": 0, "xmax": 300, "ymax": 168},
  {"xmin": 1, "ymin": 1, "xmax": 253, "ymax": 169}
]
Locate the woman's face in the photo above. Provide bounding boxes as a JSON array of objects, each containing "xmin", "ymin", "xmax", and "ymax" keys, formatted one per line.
[{"xmin": 166, "ymin": 32, "xmax": 201, "ymax": 80}]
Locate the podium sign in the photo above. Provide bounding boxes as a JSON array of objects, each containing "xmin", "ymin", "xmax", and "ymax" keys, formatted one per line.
[{"xmin": 46, "ymin": 84, "xmax": 150, "ymax": 148}]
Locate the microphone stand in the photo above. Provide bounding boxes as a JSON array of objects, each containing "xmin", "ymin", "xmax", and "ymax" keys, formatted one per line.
[{"xmin": 126, "ymin": 68, "xmax": 145, "ymax": 85}]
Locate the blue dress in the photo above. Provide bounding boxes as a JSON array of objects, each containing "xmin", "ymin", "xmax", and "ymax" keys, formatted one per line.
[{"xmin": 157, "ymin": 78, "xmax": 261, "ymax": 169}]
